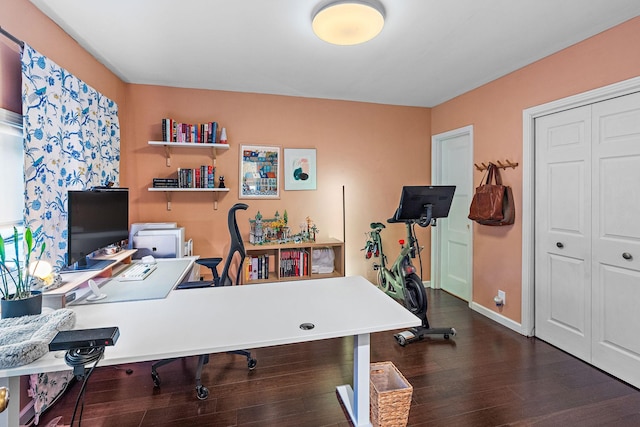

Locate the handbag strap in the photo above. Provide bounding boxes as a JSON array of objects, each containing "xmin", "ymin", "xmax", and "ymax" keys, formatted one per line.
[
  {"xmin": 485, "ymin": 163, "xmax": 496, "ymax": 185},
  {"xmin": 492, "ymin": 163, "xmax": 503, "ymax": 185},
  {"xmin": 477, "ymin": 163, "xmax": 506, "ymax": 186},
  {"xmin": 485, "ymin": 162, "xmax": 504, "ymax": 185},
  {"xmin": 478, "ymin": 164, "xmax": 491, "ymax": 186}
]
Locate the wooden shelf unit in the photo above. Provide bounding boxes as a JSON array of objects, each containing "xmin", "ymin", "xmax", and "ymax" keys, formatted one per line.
[
  {"xmin": 148, "ymin": 140, "xmax": 230, "ymax": 210},
  {"xmin": 148, "ymin": 141, "xmax": 229, "ymax": 167},
  {"xmin": 243, "ymin": 238, "xmax": 344, "ymax": 284}
]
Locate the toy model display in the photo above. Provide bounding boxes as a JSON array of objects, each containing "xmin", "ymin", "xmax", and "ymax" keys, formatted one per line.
[{"xmin": 364, "ymin": 185, "xmax": 457, "ymax": 346}]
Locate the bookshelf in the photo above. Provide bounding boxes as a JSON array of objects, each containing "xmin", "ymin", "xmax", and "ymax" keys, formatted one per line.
[
  {"xmin": 148, "ymin": 141, "xmax": 229, "ymax": 167},
  {"xmin": 243, "ymin": 238, "xmax": 344, "ymax": 284},
  {"xmin": 148, "ymin": 141, "xmax": 230, "ymax": 210}
]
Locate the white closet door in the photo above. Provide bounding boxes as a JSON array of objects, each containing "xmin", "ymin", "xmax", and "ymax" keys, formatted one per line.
[
  {"xmin": 438, "ymin": 132, "xmax": 473, "ymax": 301},
  {"xmin": 535, "ymin": 106, "xmax": 592, "ymax": 361},
  {"xmin": 591, "ymin": 92, "xmax": 640, "ymax": 387}
]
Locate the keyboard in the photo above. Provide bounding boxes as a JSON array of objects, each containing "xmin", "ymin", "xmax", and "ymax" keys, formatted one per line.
[{"xmin": 117, "ymin": 263, "xmax": 158, "ymax": 281}]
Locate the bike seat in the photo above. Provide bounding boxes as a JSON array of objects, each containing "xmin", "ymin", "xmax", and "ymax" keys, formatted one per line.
[{"xmin": 370, "ymin": 222, "xmax": 385, "ymax": 229}]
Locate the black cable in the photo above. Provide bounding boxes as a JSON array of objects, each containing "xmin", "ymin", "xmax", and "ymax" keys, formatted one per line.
[
  {"xmin": 64, "ymin": 346, "xmax": 105, "ymax": 426},
  {"xmin": 411, "ymin": 222, "xmax": 424, "ymax": 279}
]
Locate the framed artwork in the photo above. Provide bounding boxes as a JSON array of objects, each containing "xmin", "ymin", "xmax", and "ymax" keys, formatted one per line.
[
  {"xmin": 239, "ymin": 145, "xmax": 280, "ymax": 199},
  {"xmin": 284, "ymin": 148, "xmax": 317, "ymax": 191}
]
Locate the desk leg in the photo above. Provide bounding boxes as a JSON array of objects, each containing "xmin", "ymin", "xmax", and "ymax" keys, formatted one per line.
[
  {"xmin": 336, "ymin": 333, "xmax": 371, "ymax": 427},
  {"xmin": 0, "ymin": 376, "xmax": 20, "ymax": 427}
]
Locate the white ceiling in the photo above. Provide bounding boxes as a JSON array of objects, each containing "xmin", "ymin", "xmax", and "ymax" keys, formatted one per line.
[{"xmin": 31, "ymin": 0, "xmax": 640, "ymax": 107}]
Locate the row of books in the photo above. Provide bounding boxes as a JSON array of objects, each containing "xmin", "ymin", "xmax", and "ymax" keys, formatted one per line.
[
  {"xmin": 152, "ymin": 166, "xmax": 215, "ymax": 188},
  {"xmin": 162, "ymin": 118, "xmax": 219, "ymax": 144},
  {"xmin": 244, "ymin": 250, "xmax": 310, "ymax": 281},
  {"xmin": 280, "ymin": 249, "xmax": 309, "ymax": 278},
  {"xmin": 245, "ymin": 254, "xmax": 270, "ymax": 281}
]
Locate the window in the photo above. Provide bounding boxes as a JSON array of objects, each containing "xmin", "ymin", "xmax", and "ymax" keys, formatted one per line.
[{"xmin": 0, "ymin": 108, "xmax": 25, "ymax": 264}]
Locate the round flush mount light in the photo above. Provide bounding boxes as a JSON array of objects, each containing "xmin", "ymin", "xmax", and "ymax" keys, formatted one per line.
[{"xmin": 312, "ymin": 0, "xmax": 385, "ymax": 46}]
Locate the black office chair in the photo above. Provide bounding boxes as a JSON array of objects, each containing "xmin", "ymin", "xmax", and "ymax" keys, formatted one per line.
[{"xmin": 150, "ymin": 203, "xmax": 257, "ymax": 400}]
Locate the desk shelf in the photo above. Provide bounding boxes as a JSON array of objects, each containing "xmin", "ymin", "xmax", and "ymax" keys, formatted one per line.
[
  {"xmin": 243, "ymin": 239, "xmax": 344, "ymax": 284},
  {"xmin": 43, "ymin": 249, "xmax": 137, "ymax": 309}
]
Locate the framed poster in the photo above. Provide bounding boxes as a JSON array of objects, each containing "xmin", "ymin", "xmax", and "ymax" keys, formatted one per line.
[
  {"xmin": 284, "ymin": 148, "xmax": 317, "ymax": 191},
  {"xmin": 239, "ymin": 145, "xmax": 280, "ymax": 199}
]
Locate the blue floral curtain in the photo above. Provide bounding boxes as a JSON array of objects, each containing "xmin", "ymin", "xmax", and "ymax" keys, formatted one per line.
[{"xmin": 21, "ymin": 44, "xmax": 120, "ymax": 269}]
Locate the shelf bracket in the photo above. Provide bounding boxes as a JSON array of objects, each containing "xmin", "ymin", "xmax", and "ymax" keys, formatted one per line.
[
  {"xmin": 211, "ymin": 146, "xmax": 218, "ymax": 168},
  {"xmin": 164, "ymin": 192, "xmax": 172, "ymax": 211},
  {"xmin": 164, "ymin": 145, "xmax": 171, "ymax": 167},
  {"xmin": 214, "ymin": 192, "xmax": 219, "ymax": 210}
]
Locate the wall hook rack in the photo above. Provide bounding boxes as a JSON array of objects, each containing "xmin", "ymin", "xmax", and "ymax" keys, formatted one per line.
[{"xmin": 474, "ymin": 159, "xmax": 519, "ymax": 172}]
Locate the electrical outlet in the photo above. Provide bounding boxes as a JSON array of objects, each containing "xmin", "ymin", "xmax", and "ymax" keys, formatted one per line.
[{"xmin": 498, "ymin": 290, "xmax": 506, "ymax": 306}]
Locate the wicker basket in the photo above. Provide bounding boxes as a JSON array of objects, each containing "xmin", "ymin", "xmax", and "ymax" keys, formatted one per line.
[{"xmin": 370, "ymin": 362, "xmax": 413, "ymax": 427}]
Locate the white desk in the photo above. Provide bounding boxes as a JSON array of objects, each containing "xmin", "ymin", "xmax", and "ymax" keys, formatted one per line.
[{"xmin": 0, "ymin": 274, "xmax": 419, "ymax": 427}]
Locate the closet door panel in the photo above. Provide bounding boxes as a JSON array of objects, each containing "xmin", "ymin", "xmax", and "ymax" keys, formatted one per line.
[
  {"xmin": 535, "ymin": 106, "xmax": 592, "ymax": 360},
  {"xmin": 591, "ymin": 91, "xmax": 640, "ymax": 388}
]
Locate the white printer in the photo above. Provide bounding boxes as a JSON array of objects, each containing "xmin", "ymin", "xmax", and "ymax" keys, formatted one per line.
[{"xmin": 129, "ymin": 223, "xmax": 192, "ymax": 259}]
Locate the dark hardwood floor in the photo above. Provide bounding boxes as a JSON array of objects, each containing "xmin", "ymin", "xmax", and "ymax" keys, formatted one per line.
[{"xmin": 37, "ymin": 289, "xmax": 640, "ymax": 426}]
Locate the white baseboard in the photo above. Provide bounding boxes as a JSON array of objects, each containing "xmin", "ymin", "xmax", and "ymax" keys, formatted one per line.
[
  {"xmin": 424, "ymin": 282, "xmax": 529, "ymax": 336},
  {"xmin": 470, "ymin": 302, "xmax": 528, "ymax": 336}
]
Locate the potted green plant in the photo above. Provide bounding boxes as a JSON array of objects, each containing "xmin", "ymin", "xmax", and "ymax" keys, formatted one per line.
[{"xmin": 0, "ymin": 227, "xmax": 46, "ymax": 318}]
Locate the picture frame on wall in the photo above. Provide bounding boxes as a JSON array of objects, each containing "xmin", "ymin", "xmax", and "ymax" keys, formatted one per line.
[
  {"xmin": 284, "ymin": 148, "xmax": 317, "ymax": 191},
  {"xmin": 239, "ymin": 144, "xmax": 280, "ymax": 199}
]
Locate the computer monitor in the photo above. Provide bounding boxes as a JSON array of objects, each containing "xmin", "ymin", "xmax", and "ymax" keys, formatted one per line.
[
  {"xmin": 66, "ymin": 188, "xmax": 129, "ymax": 271},
  {"xmin": 392, "ymin": 186, "xmax": 456, "ymax": 224}
]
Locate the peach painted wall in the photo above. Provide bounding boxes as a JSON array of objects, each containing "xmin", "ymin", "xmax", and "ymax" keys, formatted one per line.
[
  {"xmin": 431, "ymin": 16, "xmax": 640, "ymax": 323},
  {"xmin": 123, "ymin": 85, "xmax": 432, "ymax": 280},
  {"xmin": 6, "ymin": 0, "xmax": 640, "ymax": 324},
  {"xmin": 1, "ymin": 0, "xmax": 128, "ymax": 114},
  {"xmin": 2, "ymin": 0, "xmax": 432, "ymax": 284}
]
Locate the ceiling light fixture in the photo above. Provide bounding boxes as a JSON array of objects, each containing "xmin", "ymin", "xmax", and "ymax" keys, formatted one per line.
[{"xmin": 312, "ymin": 0, "xmax": 385, "ymax": 46}]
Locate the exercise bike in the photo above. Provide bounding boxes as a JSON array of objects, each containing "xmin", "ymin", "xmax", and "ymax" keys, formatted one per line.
[{"xmin": 364, "ymin": 185, "xmax": 457, "ymax": 346}]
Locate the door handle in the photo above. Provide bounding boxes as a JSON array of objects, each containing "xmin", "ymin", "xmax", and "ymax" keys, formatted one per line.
[
  {"xmin": 622, "ymin": 252, "xmax": 633, "ymax": 260},
  {"xmin": 556, "ymin": 242, "xmax": 564, "ymax": 248}
]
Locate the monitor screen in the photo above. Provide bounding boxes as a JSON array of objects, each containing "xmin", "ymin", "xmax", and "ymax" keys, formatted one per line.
[
  {"xmin": 67, "ymin": 189, "xmax": 129, "ymax": 270},
  {"xmin": 393, "ymin": 186, "xmax": 456, "ymax": 222}
]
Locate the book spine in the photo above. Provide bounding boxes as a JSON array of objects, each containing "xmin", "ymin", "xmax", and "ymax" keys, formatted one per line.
[
  {"xmin": 210, "ymin": 166, "xmax": 215, "ymax": 188},
  {"xmin": 162, "ymin": 118, "xmax": 167, "ymax": 142},
  {"xmin": 211, "ymin": 122, "xmax": 218, "ymax": 144}
]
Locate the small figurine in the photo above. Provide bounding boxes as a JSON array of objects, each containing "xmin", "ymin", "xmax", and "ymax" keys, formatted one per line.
[
  {"xmin": 218, "ymin": 175, "xmax": 225, "ymax": 188},
  {"xmin": 220, "ymin": 127, "xmax": 228, "ymax": 144}
]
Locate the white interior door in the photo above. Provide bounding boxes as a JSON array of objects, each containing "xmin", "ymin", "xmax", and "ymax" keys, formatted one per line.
[
  {"xmin": 535, "ymin": 91, "xmax": 640, "ymax": 388},
  {"xmin": 432, "ymin": 127, "xmax": 473, "ymax": 302},
  {"xmin": 534, "ymin": 106, "xmax": 592, "ymax": 361},
  {"xmin": 591, "ymin": 92, "xmax": 640, "ymax": 386}
]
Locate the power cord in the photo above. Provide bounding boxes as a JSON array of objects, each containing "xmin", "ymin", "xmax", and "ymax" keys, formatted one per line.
[
  {"xmin": 64, "ymin": 346, "xmax": 105, "ymax": 426},
  {"xmin": 411, "ymin": 222, "xmax": 424, "ymax": 279}
]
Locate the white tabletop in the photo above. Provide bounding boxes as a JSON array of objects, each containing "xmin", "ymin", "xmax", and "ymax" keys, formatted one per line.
[{"xmin": 0, "ymin": 275, "xmax": 419, "ymax": 378}]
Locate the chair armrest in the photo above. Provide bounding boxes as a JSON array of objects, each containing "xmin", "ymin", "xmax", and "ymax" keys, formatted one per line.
[
  {"xmin": 196, "ymin": 258, "xmax": 222, "ymax": 269},
  {"xmin": 196, "ymin": 257, "xmax": 223, "ymax": 278}
]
